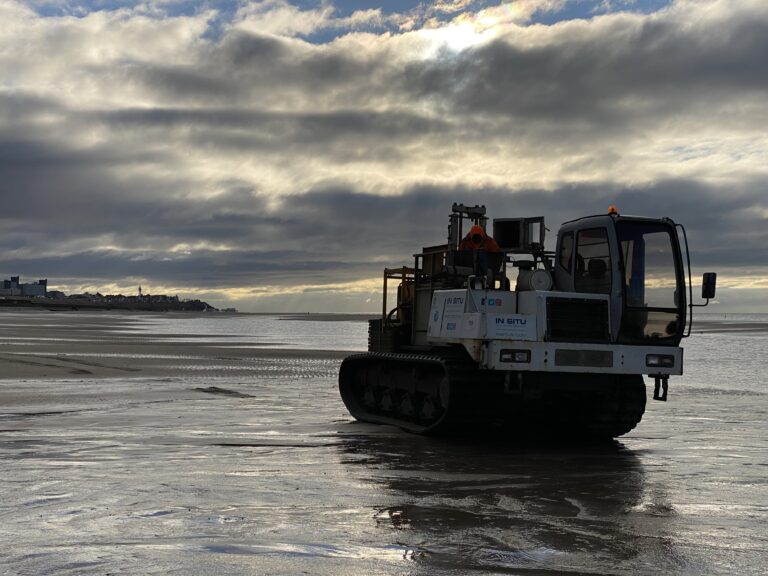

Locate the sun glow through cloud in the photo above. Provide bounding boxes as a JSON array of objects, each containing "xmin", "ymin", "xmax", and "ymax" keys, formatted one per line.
[{"xmin": 415, "ymin": 1, "xmax": 555, "ymax": 55}]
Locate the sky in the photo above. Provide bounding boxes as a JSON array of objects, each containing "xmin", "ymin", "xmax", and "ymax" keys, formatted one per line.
[{"xmin": 1, "ymin": 0, "xmax": 766, "ymax": 312}]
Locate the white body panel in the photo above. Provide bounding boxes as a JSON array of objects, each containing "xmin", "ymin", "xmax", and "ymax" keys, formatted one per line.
[
  {"xmin": 427, "ymin": 288, "xmax": 683, "ymax": 377},
  {"xmin": 485, "ymin": 340, "xmax": 683, "ymax": 375}
]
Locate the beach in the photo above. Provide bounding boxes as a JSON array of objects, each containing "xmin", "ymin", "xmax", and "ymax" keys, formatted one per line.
[{"xmin": 1, "ymin": 310, "xmax": 766, "ymax": 575}]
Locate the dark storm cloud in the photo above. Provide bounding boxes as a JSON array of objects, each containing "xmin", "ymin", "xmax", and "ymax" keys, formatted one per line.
[
  {"xmin": 100, "ymin": 106, "xmax": 448, "ymax": 155},
  {"xmin": 0, "ymin": 92, "xmax": 64, "ymax": 122},
  {"xmin": 0, "ymin": 151, "xmax": 272, "ymax": 244},
  {"xmin": 0, "ymin": 138, "xmax": 163, "ymax": 172},
  {"xmin": 0, "ymin": 139, "xmax": 181, "ymax": 230},
  {"xmin": 215, "ymin": 30, "xmax": 387, "ymax": 92},
  {"xmin": 0, "ymin": 141, "xmax": 270, "ymax": 251},
  {"xmin": 218, "ymin": 30, "xmax": 292, "ymax": 68},
  {"xmin": 0, "ymin": 249, "xmax": 363, "ymax": 287},
  {"xmin": 123, "ymin": 63, "xmax": 237, "ymax": 101},
  {"xmin": 277, "ymin": 179, "xmax": 768, "ymax": 272},
  {"xmin": 4, "ymin": 177, "xmax": 765, "ymax": 292},
  {"xmin": 114, "ymin": 31, "xmax": 380, "ymax": 104}
]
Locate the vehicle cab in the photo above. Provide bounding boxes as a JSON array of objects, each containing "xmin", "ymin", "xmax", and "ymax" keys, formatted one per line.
[{"xmin": 553, "ymin": 213, "xmax": 687, "ymax": 347}]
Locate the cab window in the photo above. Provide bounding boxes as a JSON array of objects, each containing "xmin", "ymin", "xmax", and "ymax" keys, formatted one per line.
[
  {"xmin": 558, "ymin": 232, "xmax": 573, "ymax": 272},
  {"xmin": 574, "ymin": 228, "xmax": 611, "ymax": 294}
]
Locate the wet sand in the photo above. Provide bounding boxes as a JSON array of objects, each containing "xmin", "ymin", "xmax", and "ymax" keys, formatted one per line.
[{"xmin": 1, "ymin": 310, "xmax": 766, "ymax": 575}]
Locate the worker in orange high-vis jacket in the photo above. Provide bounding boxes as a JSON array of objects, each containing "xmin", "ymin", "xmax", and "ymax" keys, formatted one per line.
[
  {"xmin": 459, "ymin": 224, "xmax": 504, "ymax": 287},
  {"xmin": 459, "ymin": 224, "xmax": 501, "ymax": 252}
]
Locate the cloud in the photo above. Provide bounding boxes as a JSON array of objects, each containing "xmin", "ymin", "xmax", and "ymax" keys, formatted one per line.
[
  {"xmin": 232, "ymin": 1, "xmax": 384, "ymax": 38},
  {"xmin": 233, "ymin": 0, "xmax": 335, "ymax": 37},
  {"xmin": 0, "ymin": 0, "xmax": 766, "ymax": 311},
  {"xmin": 3, "ymin": 179, "xmax": 764, "ymax": 291}
]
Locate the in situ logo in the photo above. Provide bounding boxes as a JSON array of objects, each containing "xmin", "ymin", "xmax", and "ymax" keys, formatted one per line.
[{"xmin": 496, "ymin": 317, "xmax": 527, "ymax": 326}]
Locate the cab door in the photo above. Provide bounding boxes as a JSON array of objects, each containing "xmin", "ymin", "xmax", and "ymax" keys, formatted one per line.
[
  {"xmin": 554, "ymin": 216, "xmax": 623, "ymax": 340},
  {"xmin": 614, "ymin": 219, "xmax": 686, "ymax": 345}
]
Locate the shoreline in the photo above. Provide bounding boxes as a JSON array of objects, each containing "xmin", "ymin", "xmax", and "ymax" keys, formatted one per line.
[
  {"xmin": 0, "ymin": 297, "xmax": 214, "ymax": 312},
  {"xmin": 0, "ymin": 305, "xmax": 376, "ymax": 322}
]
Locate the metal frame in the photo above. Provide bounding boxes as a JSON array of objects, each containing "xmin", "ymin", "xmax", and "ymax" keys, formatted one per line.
[{"xmin": 381, "ymin": 266, "xmax": 414, "ymax": 322}]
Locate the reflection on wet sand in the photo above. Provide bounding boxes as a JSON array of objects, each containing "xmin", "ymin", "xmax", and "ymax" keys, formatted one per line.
[{"xmin": 336, "ymin": 428, "xmax": 686, "ymax": 575}]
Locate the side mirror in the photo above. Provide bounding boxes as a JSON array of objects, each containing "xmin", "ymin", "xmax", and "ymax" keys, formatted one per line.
[{"xmin": 702, "ymin": 272, "xmax": 717, "ymax": 300}]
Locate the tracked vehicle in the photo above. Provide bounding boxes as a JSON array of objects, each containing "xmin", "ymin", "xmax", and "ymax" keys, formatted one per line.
[{"xmin": 339, "ymin": 204, "xmax": 716, "ymax": 437}]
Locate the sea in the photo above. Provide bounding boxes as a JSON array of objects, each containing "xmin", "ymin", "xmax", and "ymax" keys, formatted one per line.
[{"xmin": 0, "ymin": 310, "xmax": 765, "ymax": 575}]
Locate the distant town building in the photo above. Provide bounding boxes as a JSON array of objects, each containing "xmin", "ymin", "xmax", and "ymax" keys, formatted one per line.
[
  {"xmin": 1, "ymin": 276, "xmax": 214, "ymax": 311},
  {"xmin": 0, "ymin": 276, "xmax": 47, "ymax": 297}
]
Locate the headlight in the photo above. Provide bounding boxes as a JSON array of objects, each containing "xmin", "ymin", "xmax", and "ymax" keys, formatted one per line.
[
  {"xmin": 646, "ymin": 354, "xmax": 674, "ymax": 368},
  {"xmin": 500, "ymin": 349, "xmax": 531, "ymax": 363}
]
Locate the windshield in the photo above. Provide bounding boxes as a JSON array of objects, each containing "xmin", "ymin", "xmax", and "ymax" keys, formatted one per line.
[{"xmin": 616, "ymin": 220, "xmax": 683, "ymax": 343}]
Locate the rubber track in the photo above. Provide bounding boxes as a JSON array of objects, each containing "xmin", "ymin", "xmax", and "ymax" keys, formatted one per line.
[
  {"xmin": 339, "ymin": 351, "xmax": 483, "ymax": 434},
  {"xmin": 339, "ymin": 352, "xmax": 647, "ymax": 437}
]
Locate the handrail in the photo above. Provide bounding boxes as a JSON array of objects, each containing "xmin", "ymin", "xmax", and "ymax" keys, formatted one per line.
[{"xmin": 676, "ymin": 223, "xmax": 694, "ymax": 338}]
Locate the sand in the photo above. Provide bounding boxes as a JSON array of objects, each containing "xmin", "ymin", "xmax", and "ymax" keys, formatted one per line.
[{"xmin": 0, "ymin": 310, "xmax": 348, "ymax": 381}]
